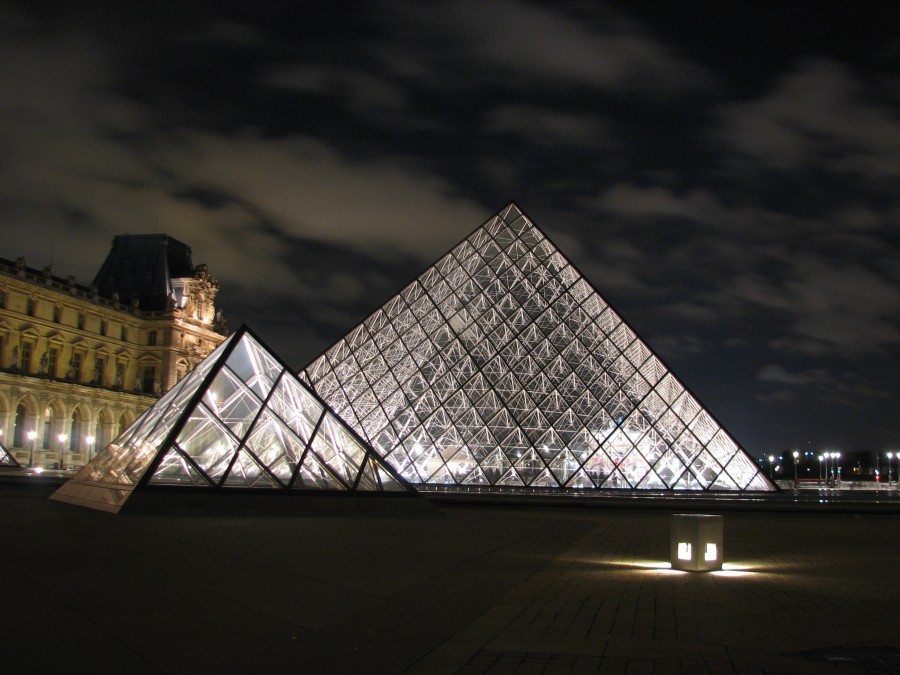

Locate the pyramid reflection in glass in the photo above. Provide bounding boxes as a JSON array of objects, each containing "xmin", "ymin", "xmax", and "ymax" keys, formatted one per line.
[
  {"xmin": 303, "ymin": 203, "xmax": 775, "ymax": 492},
  {"xmin": 52, "ymin": 326, "xmax": 411, "ymax": 512}
]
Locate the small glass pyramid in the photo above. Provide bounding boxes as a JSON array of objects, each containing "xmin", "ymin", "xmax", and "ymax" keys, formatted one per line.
[
  {"xmin": 51, "ymin": 326, "xmax": 412, "ymax": 512},
  {"xmin": 0, "ymin": 436, "xmax": 19, "ymax": 467},
  {"xmin": 302, "ymin": 203, "xmax": 775, "ymax": 492}
]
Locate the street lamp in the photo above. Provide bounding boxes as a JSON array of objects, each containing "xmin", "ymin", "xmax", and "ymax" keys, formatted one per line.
[
  {"xmin": 832, "ymin": 451, "xmax": 841, "ymax": 486},
  {"xmin": 85, "ymin": 435, "xmax": 95, "ymax": 461},
  {"xmin": 818, "ymin": 455, "xmax": 824, "ymax": 485},
  {"xmin": 768, "ymin": 454, "xmax": 776, "ymax": 480},
  {"xmin": 889, "ymin": 452, "xmax": 894, "ymax": 486},
  {"xmin": 894, "ymin": 452, "xmax": 900, "ymax": 489},
  {"xmin": 895, "ymin": 452, "xmax": 900, "ymax": 489},
  {"xmin": 57, "ymin": 433, "xmax": 68, "ymax": 470},
  {"xmin": 792, "ymin": 450, "xmax": 800, "ymax": 488}
]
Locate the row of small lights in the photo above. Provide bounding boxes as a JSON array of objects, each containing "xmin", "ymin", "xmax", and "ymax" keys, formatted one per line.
[
  {"xmin": 764, "ymin": 450, "xmax": 900, "ymax": 483},
  {"xmin": 765, "ymin": 450, "xmax": 900, "ymax": 465}
]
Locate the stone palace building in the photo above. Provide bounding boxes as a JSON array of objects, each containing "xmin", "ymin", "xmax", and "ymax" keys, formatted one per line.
[{"xmin": 0, "ymin": 234, "xmax": 226, "ymax": 469}]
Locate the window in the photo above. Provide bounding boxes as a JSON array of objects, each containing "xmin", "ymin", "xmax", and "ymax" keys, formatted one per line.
[
  {"xmin": 100, "ymin": 320, "xmax": 107, "ymax": 336},
  {"xmin": 13, "ymin": 404, "xmax": 26, "ymax": 447},
  {"xmin": 120, "ymin": 325, "xmax": 126, "ymax": 341},
  {"xmin": 53, "ymin": 306, "xmax": 61, "ymax": 323},
  {"xmin": 94, "ymin": 357, "xmax": 105, "ymax": 384},
  {"xmin": 71, "ymin": 352, "xmax": 82, "ymax": 380},
  {"xmin": 69, "ymin": 410, "xmax": 86, "ymax": 453},
  {"xmin": 77, "ymin": 313, "xmax": 85, "ymax": 329},
  {"xmin": 21, "ymin": 342, "xmax": 32, "ymax": 372},
  {"xmin": 26, "ymin": 298, "xmax": 35, "ymax": 316},
  {"xmin": 48, "ymin": 348, "xmax": 58, "ymax": 377},
  {"xmin": 147, "ymin": 330, "xmax": 157, "ymax": 346},
  {"xmin": 41, "ymin": 408, "xmax": 51, "ymax": 450},
  {"xmin": 142, "ymin": 366, "xmax": 156, "ymax": 393}
]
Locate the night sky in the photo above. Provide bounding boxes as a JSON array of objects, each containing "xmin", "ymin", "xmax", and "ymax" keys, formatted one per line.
[{"xmin": 2, "ymin": 1, "xmax": 898, "ymax": 458}]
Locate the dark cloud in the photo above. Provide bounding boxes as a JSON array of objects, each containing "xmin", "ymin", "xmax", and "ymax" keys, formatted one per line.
[
  {"xmin": 757, "ymin": 364, "xmax": 892, "ymax": 408},
  {"xmin": 378, "ymin": 0, "xmax": 713, "ymax": 95},
  {"xmin": 484, "ymin": 105, "xmax": 612, "ymax": 148},
  {"xmin": 717, "ymin": 58, "xmax": 900, "ymax": 181}
]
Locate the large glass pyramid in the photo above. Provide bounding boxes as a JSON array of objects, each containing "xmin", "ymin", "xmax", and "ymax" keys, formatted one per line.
[
  {"xmin": 52, "ymin": 326, "xmax": 412, "ymax": 513},
  {"xmin": 302, "ymin": 203, "xmax": 775, "ymax": 492},
  {"xmin": 0, "ymin": 436, "xmax": 19, "ymax": 467}
]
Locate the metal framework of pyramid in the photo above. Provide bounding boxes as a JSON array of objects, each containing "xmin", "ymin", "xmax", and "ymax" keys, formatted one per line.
[
  {"xmin": 52, "ymin": 326, "xmax": 412, "ymax": 513},
  {"xmin": 302, "ymin": 203, "xmax": 775, "ymax": 492},
  {"xmin": 0, "ymin": 437, "xmax": 19, "ymax": 467}
]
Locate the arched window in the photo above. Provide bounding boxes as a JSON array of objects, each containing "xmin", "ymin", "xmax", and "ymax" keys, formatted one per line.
[
  {"xmin": 118, "ymin": 412, "xmax": 130, "ymax": 437},
  {"xmin": 69, "ymin": 408, "xmax": 88, "ymax": 453},
  {"xmin": 97, "ymin": 409, "xmax": 114, "ymax": 451},
  {"xmin": 13, "ymin": 403, "xmax": 26, "ymax": 447}
]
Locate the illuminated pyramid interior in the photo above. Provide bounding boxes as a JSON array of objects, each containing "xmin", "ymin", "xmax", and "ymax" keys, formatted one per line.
[
  {"xmin": 302, "ymin": 203, "xmax": 775, "ymax": 492},
  {"xmin": 52, "ymin": 326, "xmax": 411, "ymax": 513}
]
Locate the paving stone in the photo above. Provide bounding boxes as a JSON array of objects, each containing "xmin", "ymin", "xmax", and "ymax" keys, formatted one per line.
[{"xmin": 2, "ymin": 486, "xmax": 900, "ymax": 674}]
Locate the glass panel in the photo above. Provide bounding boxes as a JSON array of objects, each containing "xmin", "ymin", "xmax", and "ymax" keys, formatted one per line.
[
  {"xmin": 245, "ymin": 410, "xmax": 308, "ymax": 480},
  {"xmin": 175, "ymin": 405, "xmax": 239, "ymax": 482},
  {"xmin": 204, "ymin": 367, "xmax": 263, "ymax": 437},
  {"xmin": 376, "ymin": 466, "xmax": 407, "ymax": 491},
  {"xmin": 293, "ymin": 451, "xmax": 345, "ymax": 490},
  {"xmin": 223, "ymin": 450, "xmax": 281, "ymax": 488},
  {"xmin": 310, "ymin": 415, "xmax": 368, "ymax": 485},
  {"xmin": 225, "ymin": 334, "xmax": 283, "ymax": 399},
  {"xmin": 148, "ymin": 448, "xmax": 211, "ymax": 486},
  {"xmin": 268, "ymin": 377, "xmax": 324, "ymax": 443},
  {"xmin": 354, "ymin": 457, "xmax": 381, "ymax": 491}
]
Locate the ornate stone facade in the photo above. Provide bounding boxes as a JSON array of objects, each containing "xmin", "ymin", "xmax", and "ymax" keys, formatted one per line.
[{"xmin": 0, "ymin": 236, "xmax": 226, "ymax": 469}]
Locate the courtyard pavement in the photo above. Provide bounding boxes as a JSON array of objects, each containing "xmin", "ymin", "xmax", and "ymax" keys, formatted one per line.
[{"xmin": 2, "ymin": 483, "xmax": 899, "ymax": 674}]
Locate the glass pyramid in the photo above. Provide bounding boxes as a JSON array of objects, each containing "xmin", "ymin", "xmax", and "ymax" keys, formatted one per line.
[
  {"xmin": 0, "ymin": 436, "xmax": 19, "ymax": 467},
  {"xmin": 302, "ymin": 203, "xmax": 775, "ymax": 492},
  {"xmin": 51, "ymin": 326, "xmax": 412, "ymax": 513}
]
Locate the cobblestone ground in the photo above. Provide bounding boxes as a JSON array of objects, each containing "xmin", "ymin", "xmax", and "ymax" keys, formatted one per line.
[
  {"xmin": 2, "ymin": 485, "xmax": 899, "ymax": 674},
  {"xmin": 413, "ymin": 512, "xmax": 900, "ymax": 674}
]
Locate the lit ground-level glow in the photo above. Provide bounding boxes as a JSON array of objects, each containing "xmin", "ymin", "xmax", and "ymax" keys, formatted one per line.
[{"xmin": 603, "ymin": 559, "xmax": 762, "ymax": 577}]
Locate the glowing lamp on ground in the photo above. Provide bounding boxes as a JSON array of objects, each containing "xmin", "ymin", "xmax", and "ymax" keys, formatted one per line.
[{"xmin": 670, "ymin": 514, "xmax": 723, "ymax": 572}]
